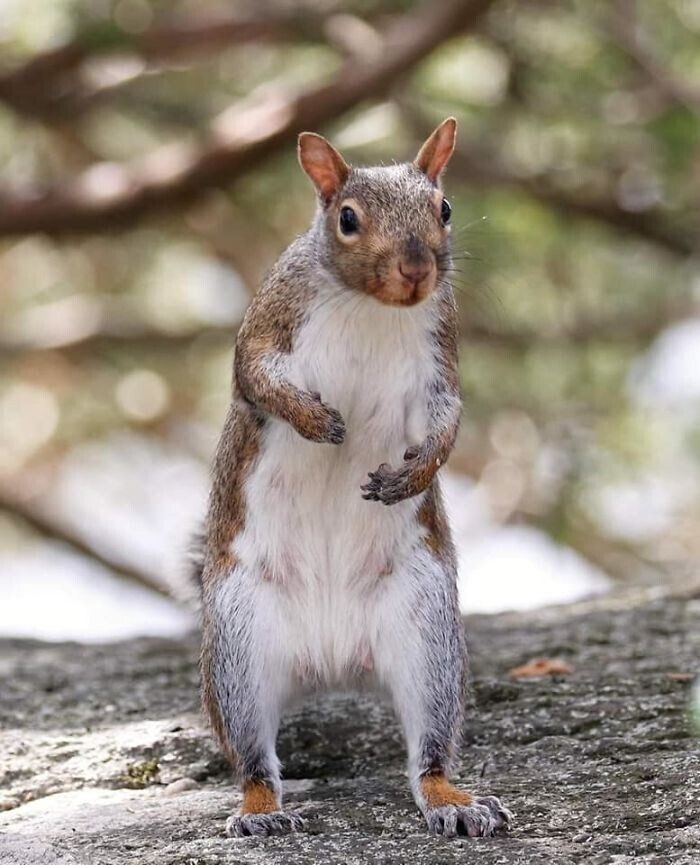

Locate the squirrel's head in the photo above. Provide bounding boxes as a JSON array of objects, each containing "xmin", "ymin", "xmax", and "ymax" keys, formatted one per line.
[{"xmin": 298, "ymin": 118, "xmax": 457, "ymax": 307}]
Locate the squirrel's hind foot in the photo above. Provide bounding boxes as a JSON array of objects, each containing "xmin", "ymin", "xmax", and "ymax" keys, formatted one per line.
[
  {"xmin": 425, "ymin": 796, "xmax": 512, "ymax": 839},
  {"xmin": 226, "ymin": 810, "xmax": 306, "ymax": 838}
]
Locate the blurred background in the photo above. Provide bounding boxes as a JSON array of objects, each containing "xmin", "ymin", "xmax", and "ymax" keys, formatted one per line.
[{"xmin": 0, "ymin": 0, "xmax": 698, "ymax": 642}]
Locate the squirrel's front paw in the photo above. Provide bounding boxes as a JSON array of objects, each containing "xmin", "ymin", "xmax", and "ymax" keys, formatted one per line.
[
  {"xmin": 298, "ymin": 393, "xmax": 346, "ymax": 444},
  {"xmin": 361, "ymin": 448, "xmax": 429, "ymax": 505}
]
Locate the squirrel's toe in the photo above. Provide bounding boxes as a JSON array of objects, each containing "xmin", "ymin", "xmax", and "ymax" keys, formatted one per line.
[{"xmin": 475, "ymin": 794, "xmax": 513, "ymax": 830}]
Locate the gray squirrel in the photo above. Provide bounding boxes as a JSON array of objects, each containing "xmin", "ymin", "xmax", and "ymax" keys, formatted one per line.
[{"xmin": 194, "ymin": 118, "xmax": 512, "ymax": 839}]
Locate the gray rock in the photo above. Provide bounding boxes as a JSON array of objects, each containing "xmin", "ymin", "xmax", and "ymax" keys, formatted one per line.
[
  {"xmin": 163, "ymin": 778, "xmax": 199, "ymax": 795},
  {"xmin": 0, "ymin": 594, "xmax": 698, "ymax": 864}
]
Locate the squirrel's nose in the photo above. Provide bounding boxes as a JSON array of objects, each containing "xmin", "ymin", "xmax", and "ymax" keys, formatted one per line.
[{"xmin": 399, "ymin": 259, "xmax": 432, "ymax": 285}]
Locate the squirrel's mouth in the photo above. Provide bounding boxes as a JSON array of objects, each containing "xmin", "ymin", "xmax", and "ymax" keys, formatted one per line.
[{"xmin": 368, "ymin": 264, "xmax": 437, "ymax": 307}]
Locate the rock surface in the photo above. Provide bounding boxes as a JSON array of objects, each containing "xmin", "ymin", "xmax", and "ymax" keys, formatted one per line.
[{"xmin": 1, "ymin": 592, "xmax": 698, "ymax": 864}]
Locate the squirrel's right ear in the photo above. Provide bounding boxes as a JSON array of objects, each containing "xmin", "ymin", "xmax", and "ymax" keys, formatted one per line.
[
  {"xmin": 298, "ymin": 132, "xmax": 350, "ymax": 205},
  {"xmin": 414, "ymin": 117, "xmax": 457, "ymax": 183}
]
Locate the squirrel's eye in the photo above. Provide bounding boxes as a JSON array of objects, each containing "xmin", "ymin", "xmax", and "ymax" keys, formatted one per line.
[
  {"xmin": 339, "ymin": 206, "xmax": 359, "ymax": 235},
  {"xmin": 440, "ymin": 198, "xmax": 452, "ymax": 226}
]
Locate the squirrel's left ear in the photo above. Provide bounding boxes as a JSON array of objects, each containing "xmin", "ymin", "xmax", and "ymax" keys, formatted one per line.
[
  {"xmin": 298, "ymin": 132, "xmax": 350, "ymax": 205},
  {"xmin": 414, "ymin": 117, "xmax": 457, "ymax": 183}
]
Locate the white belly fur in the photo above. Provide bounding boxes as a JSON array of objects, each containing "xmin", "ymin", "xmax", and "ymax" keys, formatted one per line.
[{"xmin": 233, "ymin": 284, "xmax": 437, "ymax": 685}]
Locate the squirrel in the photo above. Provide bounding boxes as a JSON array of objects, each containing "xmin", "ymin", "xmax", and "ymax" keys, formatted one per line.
[{"xmin": 194, "ymin": 117, "xmax": 512, "ymax": 840}]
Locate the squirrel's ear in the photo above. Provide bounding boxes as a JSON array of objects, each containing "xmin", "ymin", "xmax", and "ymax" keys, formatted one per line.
[
  {"xmin": 414, "ymin": 117, "xmax": 457, "ymax": 183},
  {"xmin": 298, "ymin": 132, "xmax": 350, "ymax": 205}
]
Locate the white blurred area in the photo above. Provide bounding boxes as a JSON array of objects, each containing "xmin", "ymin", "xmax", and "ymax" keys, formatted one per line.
[
  {"xmin": 444, "ymin": 474, "xmax": 609, "ymax": 614},
  {"xmin": 0, "ymin": 432, "xmax": 610, "ymax": 643},
  {"xmin": 587, "ymin": 316, "xmax": 700, "ymax": 547},
  {"xmin": 2, "ymin": 314, "xmax": 700, "ymax": 643},
  {"xmin": 0, "ymin": 434, "xmax": 206, "ymax": 642},
  {"xmin": 0, "ymin": 545, "xmax": 193, "ymax": 642}
]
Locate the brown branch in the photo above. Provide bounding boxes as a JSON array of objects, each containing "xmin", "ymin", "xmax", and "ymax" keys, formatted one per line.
[
  {"xmin": 0, "ymin": 0, "xmax": 498, "ymax": 238},
  {"xmin": 0, "ymin": 320, "xmax": 235, "ymax": 358},
  {"xmin": 0, "ymin": 485, "xmax": 172, "ymax": 599},
  {"xmin": 0, "ymin": 11, "xmax": 329, "ymax": 118}
]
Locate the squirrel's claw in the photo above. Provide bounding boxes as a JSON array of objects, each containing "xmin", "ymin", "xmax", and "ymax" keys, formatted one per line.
[
  {"xmin": 325, "ymin": 410, "xmax": 346, "ymax": 444},
  {"xmin": 361, "ymin": 448, "xmax": 436, "ymax": 505},
  {"xmin": 361, "ymin": 461, "xmax": 416, "ymax": 505},
  {"xmin": 360, "ymin": 479, "xmax": 381, "ymax": 501},
  {"xmin": 300, "ymin": 398, "xmax": 346, "ymax": 444},
  {"xmin": 361, "ymin": 463, "xmax": 391, "ymax": 500}
]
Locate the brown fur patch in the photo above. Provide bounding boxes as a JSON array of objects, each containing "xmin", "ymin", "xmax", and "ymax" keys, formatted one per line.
[
  {"xmin": 202, "ymin": 402, "xmax": 262, "ymax": 589},
  {"xmin": 420, "ymin": 773, "xmax": 473, "ymax": 809},
  {"xmin": 234, "ymin": 255, "xmax": 345, "ymax": 444},
  {"xmin": 241, "ymin": 779, "xmax": 279, "ymax": 815},
  {"xmin": 417, "ymin": 483, "xmax": 452, "ymax": 562},
  {"xmin": 433, "ymin": 284, "xmax": 460, "ymax": 397},
  {"xmin": 404, "ymin": 282, "xmax": 461, "ymax": 493}
]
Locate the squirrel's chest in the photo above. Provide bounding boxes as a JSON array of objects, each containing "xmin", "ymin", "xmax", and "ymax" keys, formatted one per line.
[
  {"xmin": 236, "ymin": 290, "xmax": 432, "ymax": 580},
  {"xmin": 233, "ymin": 292, "xmax": 435, "ymax": 592},
  {"xmin": 289, "ymin": 292, "xmax": 434, "ymax": 439}
]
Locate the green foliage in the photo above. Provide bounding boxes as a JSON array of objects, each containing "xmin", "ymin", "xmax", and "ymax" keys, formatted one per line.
[{"xmin": 120, "ymin": 758, "xmax": 160, "ymax": 789}]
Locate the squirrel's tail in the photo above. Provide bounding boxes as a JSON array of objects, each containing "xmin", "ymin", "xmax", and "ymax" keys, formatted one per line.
[
  {"xmin": 186, "ymin": 527, "xmax": 206, "ymax": 596},
  {"xmin": 168, "ymin": 525, "xmax": 205, "ymax": 612}
]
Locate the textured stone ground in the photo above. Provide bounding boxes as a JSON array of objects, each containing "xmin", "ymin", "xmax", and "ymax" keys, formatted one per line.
[{"xmin": 1, "ymin": 591, "xmax": 698, "ymax": 864}]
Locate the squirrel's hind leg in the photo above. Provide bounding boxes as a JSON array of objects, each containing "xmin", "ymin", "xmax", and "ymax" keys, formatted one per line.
[
  {"xmin": 373, "ymin": 547, "xmax": 512, "ymax": 839},
  {"xmin": 200, "ymin": 566, "xmax": 306, "ymax": 837}
]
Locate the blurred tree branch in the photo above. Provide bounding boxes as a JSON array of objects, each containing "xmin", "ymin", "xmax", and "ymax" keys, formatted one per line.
[
  {"xmin": 0, "ymin": 322, "xmax": 236, "ymax": 358},
  {"xmin": 0, "ymin": 486, "xmax": 172, "ymax": 598},
  {"xmin": 1, "ymin": 0, "xmax": 693, "ymax": 260},
  {"xmin": 448, "ymin": 143, "xmax": 696, "ymax": 257},
  {"xmin": 0, "ymin": 0, "xmax": 497, "ymax": 238},
  {"xmin": 611, "ymin": 0, "xmax": 700, "ymax": 113},
  {"xmin": 0, "ymin": 11, "xmax": 330, "ymax": 120},
  {"xmin": 464, "ymin": 20, "xmax": 699, "ymax": 258}
]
